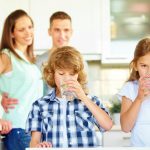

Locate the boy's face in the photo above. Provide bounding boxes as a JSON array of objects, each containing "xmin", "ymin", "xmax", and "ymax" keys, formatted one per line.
[
  {"xmin": 54, "ymin": 68, "xmax": 78, "ymax": 94},
  {"xmin": 48, "ymin": 19, "xmax": 73, "ymax": 49}
]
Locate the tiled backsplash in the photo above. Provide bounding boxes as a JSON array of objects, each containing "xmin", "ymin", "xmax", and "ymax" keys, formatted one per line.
[{"xmin": 87, "ymin": 61, "xmax": 129, "ymax": 101}]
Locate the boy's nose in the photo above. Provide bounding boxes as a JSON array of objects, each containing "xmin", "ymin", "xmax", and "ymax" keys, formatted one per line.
[
  {"xmin": 63, "ymin": 76, "xmax": 71, "ymax": 81},
  {"xmin": 146, "ymin": 68, "xmax": 150, "ymax": 75}
]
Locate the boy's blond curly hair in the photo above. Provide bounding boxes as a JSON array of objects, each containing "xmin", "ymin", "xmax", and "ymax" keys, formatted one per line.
[{"xmin": 43, "ymin": 46, "xmax": 88, "ymax": 94}]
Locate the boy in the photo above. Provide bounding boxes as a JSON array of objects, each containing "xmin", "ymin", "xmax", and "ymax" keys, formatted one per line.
[{"xmin": 26, "ymin": 46, "xmax": 113, "ymax": 148}]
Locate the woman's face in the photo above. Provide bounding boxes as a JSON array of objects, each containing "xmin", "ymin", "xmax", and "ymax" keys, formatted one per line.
[
  {"xmin": 12, "ymin": 16, "xmax": 34, "ymax": 51},
  {"xmin": 136, "ymin": 52, "xmax": 150, "ymax": 77}
]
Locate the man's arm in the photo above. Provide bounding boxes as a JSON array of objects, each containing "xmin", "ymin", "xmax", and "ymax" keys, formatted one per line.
[{"xmin": 1, "ymin": 93, "xmax": 18, "ymax": 113}]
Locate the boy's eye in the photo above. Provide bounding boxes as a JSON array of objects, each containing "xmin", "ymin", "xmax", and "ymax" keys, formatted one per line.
[
  {"xmin": 59, "ymin": 72, "xmax": 64, "ymax": 75},
  {"xmin": 141, "ymin": 64, "xmax": 147, "ymax": 68},
  {"xmin": 70, "ymin": 73, "xmax": 75, "ymax": 76}
]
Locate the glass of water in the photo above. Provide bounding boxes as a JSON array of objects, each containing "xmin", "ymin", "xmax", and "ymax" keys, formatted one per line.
[
  {"xmin": 60, "ymin": 79, "xmax": 76, "ymax": 101},
  {"xmin": 144, "ymin": 75, "xmax": 150, "ymax": 98}
]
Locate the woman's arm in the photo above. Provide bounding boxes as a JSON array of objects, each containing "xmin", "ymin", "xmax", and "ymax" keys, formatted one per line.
[
  {"xmin": 0, "ymin": 53, "xmax": 11, "ymax": 74},
  {"xmin": 0, "ymin": 53, "xmax": 18, "ymax": 112}
]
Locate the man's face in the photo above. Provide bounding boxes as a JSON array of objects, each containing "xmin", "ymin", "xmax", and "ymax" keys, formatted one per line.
[{"xmin": 48, "ymin": 19, "xmax": 73, "ymax": 48}]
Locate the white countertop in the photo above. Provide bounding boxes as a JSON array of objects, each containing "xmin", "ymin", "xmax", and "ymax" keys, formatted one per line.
[{"xmin": 26, "ymin": 147, "xmax": 150, "ymax": 150}]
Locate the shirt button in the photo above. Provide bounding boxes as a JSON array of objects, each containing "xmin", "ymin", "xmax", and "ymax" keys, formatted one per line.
[
  {"xmin": 17, "ymin": 131, "xmax": 20, "ymax": 134},
  {"xmin": 68, "ymin": 127, "xmax": 71, "ymax": 131}
]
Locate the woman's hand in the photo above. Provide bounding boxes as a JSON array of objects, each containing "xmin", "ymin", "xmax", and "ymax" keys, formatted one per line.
[{"xmin": 0, "ymin": 119, "xmax": 12, "ymax": 134}]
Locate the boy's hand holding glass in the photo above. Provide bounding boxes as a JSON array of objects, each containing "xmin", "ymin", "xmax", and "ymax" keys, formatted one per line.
[{"xmin": 60, "ymin": 78, "xmax": 87, "ymax": 102}]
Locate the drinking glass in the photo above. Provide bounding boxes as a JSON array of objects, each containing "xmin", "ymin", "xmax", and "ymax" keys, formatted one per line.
[
  {"xmin": 144, "ymin": 75, "xmax": 150, "ymax": 98},
  {"xmin": 60, "ymin": 79, "xmax": 76, "ymax": 101}
]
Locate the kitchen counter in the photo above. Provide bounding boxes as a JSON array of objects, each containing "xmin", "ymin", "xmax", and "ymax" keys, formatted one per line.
[
  {"xmin": 102, "ymin": 125, "xmax": 131, "ymax": 147},
  {"xmin": 26, "ymin": 147, "xmax": 150, "ymax": 150},
  {"xmin": 111, "ymin": 125, "xmax": 121, "ymax": 131}
]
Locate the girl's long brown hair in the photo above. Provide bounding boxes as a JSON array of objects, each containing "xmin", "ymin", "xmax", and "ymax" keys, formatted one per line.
[{"xmin": 43, "ymin": 46, "xmax": 88, "ymax": 94}]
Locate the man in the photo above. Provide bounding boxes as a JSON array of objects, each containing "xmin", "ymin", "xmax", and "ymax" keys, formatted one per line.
[
  {"xmin": 36, "ymin": 11, "xmax": 73, "ymax": 68},
  {"xmin": 36, "ymin": 11, "xmax": 89, "ymax": 95}
]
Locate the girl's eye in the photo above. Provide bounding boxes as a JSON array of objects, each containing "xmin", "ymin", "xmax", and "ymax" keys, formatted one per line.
[{"xmin": 28, "ymin": 25, "xmax": 33, "ymax": 29}]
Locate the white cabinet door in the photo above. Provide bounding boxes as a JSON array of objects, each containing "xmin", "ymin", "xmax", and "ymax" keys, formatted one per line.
[
  {"xmin": 0, "ymin": 0, "xmax": 29, "ymax": 39},
  {"xmin": 101, "ymin": 0, "xmax": 150, "ymax": 64},
  {"xmin": 29, "ymin": 0, "xmax": 102, "ymax": 54}
]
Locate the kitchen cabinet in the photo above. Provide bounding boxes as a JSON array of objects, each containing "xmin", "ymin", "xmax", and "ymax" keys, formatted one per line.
[
  {"xmin": 102, "ymin": 125, "xmax": 131, "ymax": 147},
  {"xmin": 101, "ymin": 0, "xmax": 150, "ymax": 64}
]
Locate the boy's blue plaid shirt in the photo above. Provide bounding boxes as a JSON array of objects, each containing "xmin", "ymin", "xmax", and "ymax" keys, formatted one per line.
[{"xmin": 26, "ymin": 89, "xmax": 109, "ymax": 147}]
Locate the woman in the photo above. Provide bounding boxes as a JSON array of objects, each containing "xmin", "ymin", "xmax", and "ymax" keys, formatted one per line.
[{"xmin": 0, "ymin": 9, "xmax": 43, "ymax": 150}]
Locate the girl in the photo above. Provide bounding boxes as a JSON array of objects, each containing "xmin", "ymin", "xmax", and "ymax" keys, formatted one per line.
[
  {"xmin": 26, "ymin": 46, "xmax": 113, "ymax": 148},
  {"xmin": 0, "ymin": 9, "xmax": 43, "ymax": 150},
  {"xmin": 118, "ymin": 38, "xmax": 150, "ymax": 146}
]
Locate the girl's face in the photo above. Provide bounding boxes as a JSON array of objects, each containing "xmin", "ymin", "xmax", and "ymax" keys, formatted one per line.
[
  {"xmin": 135, "ymin": 52, "xmax": 150, "ymax": 77},
  {"xmin": 12, "ymin": 16, "xmax": 34, "ymax": 51},
  {"xmin": 54, "ymin": 68, "xmax": 78, "ymax": 95}
]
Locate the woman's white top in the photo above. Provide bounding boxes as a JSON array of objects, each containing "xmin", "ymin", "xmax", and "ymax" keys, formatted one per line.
[
  {"xmin": 117, "ymin": 80, "xmax": 150, "ymax": 147},
  {"xmin": 0, "ymin": 49, "xmax": 43, "ymax": 129}
]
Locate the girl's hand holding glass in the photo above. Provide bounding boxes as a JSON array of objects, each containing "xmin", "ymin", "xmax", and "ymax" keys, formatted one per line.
[
  {"xmin": 138, "ymin": 74, "xmax": 150, "ymax": 99},
  {"xmin": 143, "ymin": 74, "xmax": 150, "ymax": 97}
]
